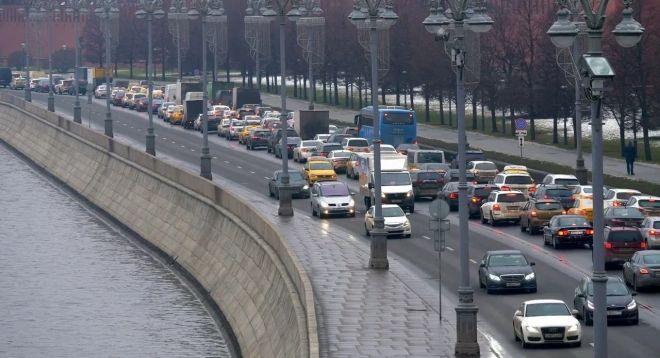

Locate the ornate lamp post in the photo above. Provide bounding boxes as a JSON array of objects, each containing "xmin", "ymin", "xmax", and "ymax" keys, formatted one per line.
[
  {"xmin": 168, "ymin": 0, "xmax": 188, "ymax": 83},
  {"xmin": 136, "ymin": 0, "xmax": 165, "ymax": 156},
  {"xmin": 18, "ymin": 0, "xmax": 42, "ymax": 103},
  {"xmin": 94, "ymin": 0, "xmax": 119, "ymax": 138},
  {"xmin": 188, "ymin": 0, "xmax": 225, "ymax": 180},
  {"xmin": 64, "ymin": 0, "xmax": 88, "ymax": 124},
  {"xmin": 262, "ymin": 0, "xmax": 301, "ymax": 217},
  {"xmin": 292, "ymin": 0, "xmax": 323, "ymax": 110},
  {"xmin": 39, "ymin": 0, "xmax": 59, "ymax": 112},
  {"xmin": 423, "ymin": 0, "xmax": 493, "ymax": 355},
  {"xmin": 548, "ymin": 1, "xmax": 643, "ymax": 357},
  {"xmin": 348, "ymin": 1, "xmax": 397, "ymax": 269}
]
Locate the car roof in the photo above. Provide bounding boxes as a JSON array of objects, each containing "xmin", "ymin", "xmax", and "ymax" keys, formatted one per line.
[
  {"xmin": 554, "ymin": 214, "xmax": 585, "ymax": 219},
  {"xmin": 631, "ymin": 195, "xmax": 660, "ymax": 200},
  {"xmin": 317, "ymin": 180, "xmax": 345, "ymax": 186},
  {"xmin": 539, "ymin": 184, "xmax": 570, "ymax": 189},
  {"xmin": 638, "ymin": 250, "xmax": 660, "ymax": 256},
  {"xmin": 497, "ymin": 190, "xmax": 524, "ymax": 195},
  {"xmin": 547, "ymin": 174, "xmax": 578, "ymax": 179},
  {"xmin": 609, "ymin": 188, "xmax": 641, "ymax": 193},
  {"xmin": 381, "ymin": 204, "xmax": 403, "ymax": 209},
  {"xmin": 486, "ymin": 250, "xmax": 523, "ymax": 255},
  {"xmin": 606, "ymin": 226, "xmax": 640, "ymax": 231},
  {"xmin": 524, "ymin": 299, "xmax": 566, "ymax": 305}
]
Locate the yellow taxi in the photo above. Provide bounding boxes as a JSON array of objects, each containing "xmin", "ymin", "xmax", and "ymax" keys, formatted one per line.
[
  {"xmin": 238, "ymin": 125, "xmax": 260, "ymax": 144},
  {"xmin": 169, "ymin": 105, "xmax": 184, "ymax": 125},
  {"xmin": 302, "ymin": 159, "xmax": 337, "ymax": 184},
  {"xmin": 567, "ymin": 197, "xmax": 594, "ymax": 222}
]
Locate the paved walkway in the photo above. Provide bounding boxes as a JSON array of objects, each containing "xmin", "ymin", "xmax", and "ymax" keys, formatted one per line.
[{"xmin": 263, "ymin": 93, "xmax": 660, "ymax": 186}]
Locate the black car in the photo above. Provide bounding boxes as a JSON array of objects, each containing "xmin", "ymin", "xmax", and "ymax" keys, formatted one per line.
[
  {"xmin": 245, "ymin": 129, "xmax": 270, "ymax": 150},
  {"xmin": 410, "ymin": 170, "xmax": 444, "ymax": 200},
  {"xmin": 623, "ymin": 250, "xmax": 660, "ymax": 291},
  {"xmin": 206, "ymin": 116, "xmax": 221, "ymax": 133},
  {"xmin": 451, "ymin": 149, "xmax": 486, "ymax": 169},
  {"xmin": 442, "ymin": 169, "xmax": 476, "ymax": 186},
  {"xmin": 603, "ymin": 207, "xmax": 645, "ymax": 228},
  {"xmin": 0, "ymin": 67, "xmax": 12, "ymax": 87},
  {"xmin": 267, "ymin": 170, "xmax": 310, "ymax": 199},
  {"xmin": 478, "ymin": 250, "xmax": 537, "ymax": 294},
  {"xmin": 134, "ymin": 96, "xmax": 149, "ymax": 111},
  {"xmin": 326, "ymin": 133, "xmax": 352, "ymax": 145},
  {"xmin": 310, "ymin": 142, "xmax": 343, "ymax": 157},
  {"xmin": 268, "ymin": 128, "xmax": 299, "ymax": 154},
  {"xmin": 467, "ymin": 184, "xmax": 499, "ymax": 218},
  {"xmin": 534, "ymin": 184, "xmax": 575, "ymax": 210},
  {"xmin": 542, "ymin": 215, "xmax": 593, "ymax": 249},
  {"xmin": 573, "ymin": 276, "xmax": 638, "ymax": 326},
  {"xmin": 112, "ymin": 90, "xmax": 125, "ymax": 106},
  {"xmin": 275, "ymin": 136, "xmax": 302, "ymax": 159}
]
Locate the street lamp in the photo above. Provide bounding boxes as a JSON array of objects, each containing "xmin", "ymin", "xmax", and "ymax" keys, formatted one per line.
[
  {"xmin": 188, "ymin": 0, "xmax": 225, "ymax": 180},
  {"xmin": 94, "ymin": 0, "xmax": 119, "ymax": 138},
  {"xmin": 39, "ymin": 0, "xmax": 60, "ymax": 113},
  {"xmin": 136, "ymin": 0, "xmax": 165, "ymax": 156},
  {"xmin": 18, "ymin": 1, "xmax": 42, "ymax": 103},
  {"xmin": 65, "ymin": 0, "xmax": 88, "ymax": 124},
  {"xmin": 168, "ymin": 0, "xmax": 188, "ymax": 83},
  {"xmin": 424, "ymin": 0, "xmax": 492, "ymax": 355},
  {"xmin": 263, "ymin": 0, "xmax": 301, "ymax": 217},
  {"xmin": 292, "ymin": 0, "xmax": 324, "ymax": 110},
  {"xmin": 348, "ymin": 0, "xmax": 398, "ymax": 269},
  {"xmin": 548, "ymin": 1, "xmax": 643, "ymax": 357}
]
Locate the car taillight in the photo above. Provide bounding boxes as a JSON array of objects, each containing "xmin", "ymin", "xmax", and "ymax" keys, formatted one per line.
[
  {"xmin": 640, "ymin": 267, "xmax": 650, "ymax": 274},
  {"xmin": 501, "ymin": 186, "xmax": 510, "ymax": 191},
  {"xmin": 528, "ymin": 187, "xmax": 536, "ymax": 193},
  {"xmin": 612, "ymin": 201, "xmax": 621, "ymax": 207},
  {"xmin": 650, "ymin": 229, "xmax": 658, "ymax": 236},
  {"xmin": 586, "ymin": 229, "xmax": 594, "ymax": 235},
  {"xmin": 493, "ymin": 203, "xmax": 501, "ymax": 211},
  {"xmin": 251, "ymin": 136, "xmax": 259, "ymax": 140},
  {"xmin": 449, "ymin": 192, "xmax": 458, "ymax": 199},
  {"xmin": 641, "ymin": 241, "xmax": 647, "ymax": 249},
  {"xmin": 558, "ymin": 229, "xmax": 569, "ymax": 236},
  {"xmin": 531, "ymin": 211, "xmax": 537, "ymax": 217},
  {"xmin": 572, "ymin": 194, "xmax": 577, "ymax": 200},
  {"xmin": 562, "ymin": 210, "xmax": 567, "ymax": 215},
  {"xmin": 471, "ymin": 197, "xmax": 479, "ymax": 203},
  {"xmin": 347, "ymin": 147, "xmax": 353, "ymax": 151},
  {"xmin": 302, "ymin": 148, "xmax": 309, "ymax": 152},
  {"xmin": 320, "ymin": 152, "xmax": 327, "ymax": 157},
  {"xmin": 604, "ymin": 242, "xmax": 613, "ymax": 249}
]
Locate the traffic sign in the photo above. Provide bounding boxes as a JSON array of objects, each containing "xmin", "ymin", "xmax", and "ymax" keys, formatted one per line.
[
  {"xmin": 429, "ymin": 198, "xmax": 450, "ymax": 219},
  {"xmin": 515, "ymin": 129, "xmax": 527, "ymax": 136},
  {"xmin": 515, "ymin": 118, "xmax": 527, "ymax": 131}
]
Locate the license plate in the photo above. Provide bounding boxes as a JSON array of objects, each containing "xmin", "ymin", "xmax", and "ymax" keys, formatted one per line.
[
  {"xmin": 508, "ymin": 206, "xmax": 519, "ymax": 210},
  {"xmin": 544, "ymin": 333, "xmax": 563, "ymax": 339},
  {"xmin": 607, "ymin": 311, "xmax": 622, "ymax": 316},
  {"xmin": 569, "ymin": 230, "xmax": 584, "ymax": 235},
  {"xmin": 506, "ymin": 282, "xmax": 521, "ymax": 287},
  {"xmin": 390, "ymin": 199, "xmax": 402, "ymax": 203}
]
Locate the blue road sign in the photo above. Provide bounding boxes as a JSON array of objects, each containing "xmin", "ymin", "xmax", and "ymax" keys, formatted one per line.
[{"xmin": 515, "ymin": 118, "xmax": 527, "ymax": 131}]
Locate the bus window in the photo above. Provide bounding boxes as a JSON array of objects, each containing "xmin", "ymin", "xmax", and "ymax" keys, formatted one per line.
[
  {"xmin": 383, "ymin": 112, "xmax": 414, "ymax": 125},
  {"xmin": 359, "ymin": 115, "xmax": 374, "ymax": 127}
]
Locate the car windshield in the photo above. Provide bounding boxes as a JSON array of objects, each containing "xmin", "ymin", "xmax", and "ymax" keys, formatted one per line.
[
  {"xmin": 557, "ymin": 217, "xmax": 590, "ymax": 227},
  {"xmin": 331, "ymin": 135, "xmax": 350, "ymax": 142},
  {"xmin": 580, "ymin": 199, "xmax": 593, "ymax": 207},
  {"xmin": 608, "ymin": 230, "xmax": 642, "ymax": 242},
  {"xmin": 331, "ymin": 151, "xmax": 351, "ymax": 158},
  {"xmin": 323, "ymin": 145, "xmax": 343, "ymax": 152},
  {"xmin": 498, "ymin": 193, "xmax": 525, "ymax": 203},
  {"xmin": 555, "ymin": 178, "xmax": 579, "ymax": 186},
  {"xmin": 617, "ymin": 192, "xmax": 638, "ymax": 200},
  {"xmin": 536, "ymin": 202, "xmax": 562, "ymax": 211},
  {"xmin": 639, "ymin": 200, "xmax": 660, "ymax": 208},
  {"xmin": 284, "ymin": 172, "xmax": 304, "ymax": 181},
  {"xmin": 579, "ymin": 186, "xmax": 593, "ymax": 194},
  {"xmin": 382, "ymin": 111, "xmax": 414, "ymax": 125},
  {"xmin": 504, "ymin": 175, "xmax": 533, "ymax": 184},
  {"xmin": 643, "ymin": 254, "xmax": 660, "ymax": 264},
  {"xmin": 418, "ymin": 152, "xmax": 444, "ymax": 163},
  {"xmin": 302, "ymin": 140, "xmax": 321, "ymax": 147},
  {"xmin": 348, "ymin": 139, "xmax": 368, "ymax": 147},
  {"xmin": 320, "ymin": 183, "xmax": 349, "ymax": 197},
  {"xmin": 546, "ymin": 188, "xmax": 573, "ymax": 197},
  {"xmin": 134, "ymin": 94, "xmax": 146, "ymax": 99},
  {"xmin": 253, "ymin": 131, "xmax": 269, "ymax": 138},
  {"xmin": 382, "ymin": 206, "xmax": 405, "ymax": 217},
  {"xmin": 316, "ymin": 134, "xmax": 330, "ymax": 140},
  {"xmin": 488, "ymin": 254, "xmax": 528, "ymax": 267},
  {"xmin": 587, "ymin": 281, "xmax": 629, "ymax": 296},
  {"xmin": 381, "ymin": 172, "xmax": 411, "ymax": 186},
  {"xmin": 526, "ymin": 303, "xmax": 570, "ymax": 317},
  {"xmin": 610, "ymin": 208, "xmax": 644, "ymax": 218},
  {"xmin": 310, "ymin": 162, "xmax": 333, "ymax": 170},
  {"xmin": 475, "ymin": 162, "xmax": 497, "ymax": 170}
]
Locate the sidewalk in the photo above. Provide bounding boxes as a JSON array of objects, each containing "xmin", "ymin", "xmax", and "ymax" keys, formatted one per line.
[{"xmin": 263, "ymin": 93, "xmax": 660, "ymax": 186}]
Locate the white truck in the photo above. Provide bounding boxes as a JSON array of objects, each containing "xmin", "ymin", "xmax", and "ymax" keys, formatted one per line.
[{"xmin": 357, "ymin": 153, "xmax": 415, "ymax": 213}]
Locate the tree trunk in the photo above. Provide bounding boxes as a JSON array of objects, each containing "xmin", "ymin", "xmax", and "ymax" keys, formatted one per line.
[
  {"xmin": 333, "ymin": 72, "xmax": 339, "ymax": 105},
  {"xmin": 409, "ymin": 86, "xmax": 414, "ymax": 109},
  {"xmin": 510, "ymin": 106, "xmax": 516, "ymax": 137},
  {"xmin": 322, "ymin": 72, "xmax": 327, "ymax": 103},
  {"xmin": 490, "ymin": 107, "xmax": 497, "ymax": 133},
  {"xmin": 563, "ymin": 117, "xmax": 568, "ymax": 145},
  {"xmin": 266, "ymin": 71, "xmax": 270, "ymax": 91},
  {"xmin": 480, "ymin": 90, "xmax": 485, "ymax": 131},
  {"xmin": 358, "ymin": 81, "xmax": 362, "ymax": 108},
  {"xmin": 439, "ymin": 89, "xmax": 445, "ymax": 125},
  {"xmin": 381, "ymin": 84, "xmax": 386, "ymax": 105},
  {"xmin": 345, "ymin": 81, "xmax": 349, "ymax": 108},
  {"xmin": 448, "ymin": 92, "xmax": 453, "ymax": 127},
  {"xmin": 293, "ymin": 74, "xmax": 297, "ymax": 97},
  {"xmin": 424, "ymin": 91, "xmax": 430, "ymax": 122},
  {"xmin": 619, "ymin": 103, "xmax": 626, "ymax": 156},
  {"xmin": 472, "ymin": 93, "xmax": 478, "ymax": 130},
  {"xmin": 395, "ymin": 79, "xmax": 400, "ymax": 106},
  {"xmin": 303, "ymin": 74, "xmax": 307, "ymax": 100},
  {"xmin": 552, "ymin": 114, "xmax": 558, "ymax": 144}
]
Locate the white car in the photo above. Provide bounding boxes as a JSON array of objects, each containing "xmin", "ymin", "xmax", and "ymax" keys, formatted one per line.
[
  {"xmin": 493, "ymin": 172, "xmax": 536, "ymax": 198},
  {"xmin": 480, "ymin": 191, "xmax": 527, "ymax": 225},
  {"xmin": 513, "ymin": 299, "xmax": 581, "ymax": 348},
  {"xmin": 571, "ymin": 185, "xmax": 593, "ymax": 199},
  {"xmin": 294, "ymin": 140, "xmax": 323, "ymax": 163},
  {"xmin": 540, "ymin": 174, "xmax": 581, "ymax": 190},
  {"xmin": 310, "ymin": 181, "xmax": 355, "ymax": 218},
  {"xmin": 603, "ymin": 188, "xmax": 641, "ymax": 208},
  {"xmin": 94, "ymin": 84, "xmax": 108, "ymax": 98},
  {"xmin": 314, "ymin": 134, "xmax": 331, "ymax": 143},
  {"xmin": 368, "ymin": 144, "xmax": 397, "ymax": 153},
  {"xmin": 625, "ymin": 195, "xmax": 660, "ymax": 217},
  {"xmin": 364, "ymin": 204, "xmax": 411, "ymax": 238},
  {"xmin": 640, "ymin": 217, "xmax": 660, "ymax": 249},
  {"xmin": 328, "ymin": 124, "xmax": 339, "ymax": 134}
]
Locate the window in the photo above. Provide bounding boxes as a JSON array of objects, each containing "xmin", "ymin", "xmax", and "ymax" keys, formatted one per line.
[
  {"xmin": 617, "ymin": 192, "xmax": 638, "ymax": 200},
  {"xmin": 417, "ymin": 152, "xmax": 444, "ymax": 163},
  {"xmin": 605, "ymin": 190, "xmax": 615, "ymax": 200},
  {"xmin": 475, "ymin": 162, "xmax": 497, "ymax": 170},
  {"xmin": 504, "ymin": 175, "xmax": 533, "ymax": 184},
  {"xmin": 638, "ymin": 200, "xmax": 660, "ymax": 209},
  {"xmin": 654, "ymin": 221, "xmax": 660, "ymax": 229},
  {"xmin": 525, "ymin": 303, "xmax": 570, "ymax": 317},
  {"xmin": 382, "ymin": 111, "xmax": 414, "ymax": 125},
  {"xmin": 587, "ymin": 281, "xmax": 629, "ymax": 296},
  {"xmin": 643, "ymin": 254, "xmax": 660, "ymax": 265},
  {"xmin": 535, "ymin": 202, "xmax": 562, "ymax": 211},
  {"xmin": 494, "ymin": 175, "xmax": 503, "ymax": 184},
  {"xmin": 310, "ymin": 162, "xmax": 333, "ymax": 170},
  {"xmin": 359, "ymin": 115, "xmax": 374, "ymax": 127},
  {"xmin": 607, "ymin": 230, "xmax": 642, "ymax": 243},
  {"xmin": 416, "ymin": 172, "xmax": 442, "ymax": 181},
  {"xmin": 488, "ymin": 254, "xmax": 528, "ymax": 267},
  {"xmin": 610, "ymin": 208, "xmax": 644, "ymax": 218},
  {"xmin": 498, "ymin": 193, "xmax": 526, "ymax": 203},
  {"xmin": 323, "ymin": 145, "xmax": 343, "ymax": 152},
  {"xmin": 555, "ymin": 178, "xmax": 580, "ymax": 186},
  {"xmin": 347, "ymin": 139, "xmax": 369, "ymax": 147},
  {"xmin": 557, "ymin": 217, "xmax": 590, "ymax": 227},
  {"xmin": 382, "ymin": 206, "xmax": 405, "ymax": 217},
  {"xmin": 320, "ymin": 183, "xmax": 350, "ymax": 197},
  {"xmin": 381, "ymin": 172, "xmax": 411, "ymax": 186},
  {"xmin": 474, "ymin": 186, "xmax": 497, "ymax": 197},
  {"xmin": 545, "ymin": 188, "xmax": 573, "ymax": 197}
]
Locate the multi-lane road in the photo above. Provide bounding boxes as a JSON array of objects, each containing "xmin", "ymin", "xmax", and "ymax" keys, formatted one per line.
[{"xmin": 11, "ymin": 90, "xmax": 660, "ymax": 357}]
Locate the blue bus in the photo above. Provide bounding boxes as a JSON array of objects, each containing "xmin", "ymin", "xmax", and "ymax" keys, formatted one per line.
[{"xmin": 354, "ymin": 106, "xmax": 417, "ymax": 147}]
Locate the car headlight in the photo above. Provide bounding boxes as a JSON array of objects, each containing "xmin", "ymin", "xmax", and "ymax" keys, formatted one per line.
[
  {"xmin": 627, "ymin": 300, "xmax": 637, "ymax": 310},
  {"xmin": 567, "ymin": 323, "xmax": 580, "ymax": 333},
  {"xmin": 488, "ymin": 274, "xmax": 501, "ymax": 282},
  {"xmin": 406, "ymin": 190, "xmax": 413, "ymax": 197},
  {"xmin": 587, "ymin": 300, "xmax": 594, "ymax": 310},
  {"xmin": 403, "ymin": 220, "xmax": 411, "ymax": 228},
  {"xmin": 320, "ymin": 201, "xmax": 329, "ymax": 208},
  {"xmin": 348, "ymin": 198, "xmax": 355, "ymax": 206},
  {"xmin": 302, "ymin": 185, "xmax": 309, "ymax": 190},
  {"xmin": 381, "ymin": 193, "xmax": 386, "ymax": 198},
  {"xmin": 524, "ymin": 325, "xmax": 540, "ymax": 334},
  {"xmin": 524, "ymin": 272, "xmax": 535, "ymax": 281}
]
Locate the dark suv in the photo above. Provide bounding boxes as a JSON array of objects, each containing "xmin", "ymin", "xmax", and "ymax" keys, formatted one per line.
[
  {"xmin": 602, "ymin": 226, "xmax": 646, "ymax": 268},
  {"xmin": 534, "ymin": 184, "xmax": 575, "ymax": 210},
  {"xmin": 411, "ymin": 170, "xmax": 444, "ymax": 200},
  {"xmin": 245, "ymin": 128, "xmax": 270, "ymax": 150},
  {"xmin": 268, "ymin": 128, "xmax": 298, "ymax": 154},
  {"xmin": 467, "ymin": 184, "xmax": 499, "ymax": 218}
]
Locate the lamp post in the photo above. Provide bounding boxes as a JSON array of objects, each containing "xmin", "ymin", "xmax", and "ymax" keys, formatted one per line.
[
  {"xmin": 348, "ymin": 0, "xmax": 398, "ymax": 269},
  {"xmin": 65, "ymin": 0, "xmax": 87, "ymax": 124},
  {"xmin": 188, "ymin": 0, "xmax": 225, "ymax": 180},
  {"xmin": 94, "ymin": 0, "xmax": 118, "ymax": 138},
  {"xmin": 293, "ymin": 0, "xmax": 323, "ymax": 110},
  {"xmin": 548, "ymin": 1, "xmax": 643, "ymax": 357},
  {"xmin": 39, "ymin": 0, "xmax": 59, "ymax": 112},
  {"xmin": 423, "ymin": 0, "xmax": 492, "ymax": 355},
  {"xmin": 262, "ymin": 0, "xmax": 301, "ymax": 217},
  {"xmin": 168, "ymin": 0, "xmax": 188, "ymax": 83},
  {"xmin": 137, "ymin": 0, "xmax": 165, "ymax": 156},
  {"xmin": 19, "ymin": 1, "xmax": 41, "ymax": 103}
]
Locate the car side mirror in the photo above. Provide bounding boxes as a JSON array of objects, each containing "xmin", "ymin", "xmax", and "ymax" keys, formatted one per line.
[
  {"xmin": 514, "ymin": 310, "xmax": 523, "ymax": 317},
  {"xmin": 350, "ymin": 192, "xmax": 356, "ymax": 196},
  {"xmin": 572, "ymin": 309, "xmax": 579, "ymax": 317},
  {"xmin": 576, "ymin": 293, "xmax": 584, "ymax": 298},
  {"xmin": 530, "ymin": 262, "xmax": 536, "ymax": 266},
  {"xmin": 405, "ymin": 213, "xmax": 411, "ymax": 216}
]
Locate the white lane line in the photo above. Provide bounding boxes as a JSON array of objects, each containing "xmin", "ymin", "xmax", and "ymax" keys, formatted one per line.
[
  {"xmin": 180, "ymin": 145, "xmax": 185, "ymax": 148},
  {"xmin": 446, "ymin": 246, "xmax": 455, "ymax": 251},
  {"xmin": 171, "ymin": 141, "xmax": 176, "ymax": 144},
  {"xmin": 249, "ymin": 171, "xmax": 255, "ymax": 174},
  {"xmin": 161, "ymin": 137, "xmax": 167, "ymax": 140},
  {"xmin": 264, "ymin": 176, "xmax": 270, "ymax": 179},
  {"xmin": 191, "ymin": 149, "xmax": 195, "ymax": 152},
  {"xmin": 422, "ymin": 236, "xmax": 432, "ymax": 240},
  {"xmin": 212, "ymin": 156, "xmax": 218, "ymax": 159},
  {"xmin": 589, "ymin": 343, "xmax": 594, "ymax": 348},
  {"xmin": 469, "ymin": 259, "xmax": 478, "ymax": 264},
  {"xmin": 224, "ymin": 160, "xmax": 230, "ymax": 164},
  {"xmin": 237, "ymin": 166, "xmax": 242, "ymax": 169}
]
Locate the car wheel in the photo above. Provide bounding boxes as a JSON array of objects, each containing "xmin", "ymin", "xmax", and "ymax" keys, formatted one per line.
[
  {"xmin": 481, "ymin": 211, "xmax": 487, "ymax": 224},
  {"xmin": 584, "ymin": 309, "xmax": 593, "ymax": 326},
  {"xmin": 630, "ymin": 316, "xmax": 639, "ymax": 325},
  {"xmin": 479, "ymin": 275, "xmax": 485, "ymax": 288},
  {"xmin": 275, "ymin": 190, "xmax": 280, "ymax": 200},
  {"xmin": 490, "ymin": 213, "xmax": 497, "ymax": 226},
  {"xmin": 552, "ymin": 236, "xmax": 560, "ymax": 249},
  {"xmin": 514, "ymin": 327, "xmax": 520, "ymax": 342},
  {"xmin": 633, "ymin": 276, "xmax": 639, "ymax": 292},
  {"xmin": 268, "ymin": 186, "xmax": 273, "ymax": 197},
  {"xmin": 543, "ymin": 234, "xmax": 549, "ymax": 246},
  {"xmin": 409, "ymin": 206, "xmax": 414, "ymax": 214},
  {"xmin": 520, "ymin": 334, "xmax": 529, "ymax": 349},
  {"xmin": 365, "ymin": 223, "xmax": 370, "ymax": 236},
  {"xmin": 311, "ymin": 204, "xmax": 316, "ymax": 217},
  {"xmin": 528, "ymin": 287, "xmax": 537, "ymax": 294},
  {"xmin": 520, "ymin": 220, "xmax": 526, "ymax": 232},
  {"xmin": 529, "ymin": 226, "xmax": 537, "ymax": 235},
  {"xmin": 573, "ymin": 341, "xmax": 582, "ymax": 347}
]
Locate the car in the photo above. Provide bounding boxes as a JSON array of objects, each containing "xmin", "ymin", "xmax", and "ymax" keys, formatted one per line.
[
  {"xmin": 493, "ymin": 171, "xmax": 536, "ymax": 198},
  {"xmin": 326, "ymin": 133, "xmax": 352, "ymax": 145},
  {"xmin": 604, "ymin": 188, "xmax": 641, "ymax": 208},
  {"xmin": 540, "ymin": 174, "xmax": 581, "ymax": 190},
  {"xmin": 480, "ymin": 191, "xmax": 527, "ymax": 225},
  {"xmin": 245, "ymin": 128, "xmax": 271, "ymax": 150},
  {"xmin": 640, "ymin": 217, "xmax": 660, "ymax": 249},
  {"xmin": 158, "ymin": 101, "xmax": 175, "ymax": 119},
  {"xmin": 452, "ymin": 149, "xmax": 486, "ymax": 169},
  {"xmin": 438, "ymin": 182, "xmax": 460, "ymax": 210},
  {"xmin": 302, "ymin": 160, "xmax": 337, "ymax": 185},
  {"xmin": 94, "ymin": 84, "xmax": 109, "ymax": 98},
  {"xmin": 602, "ymin": 226, "xmax": 646, "ymax": 268},
  {"xmin": 217, "ymin": 118, "xmax": 232, "ymax": 137},
  {"xmin": 364, "ymin": 204, "xmax": 411, "ymax": 237},
  {"xmin": 310, "ymin": 142, "xmax": 343, "ymax": 158},
  {"xmin": 542, "ymin": 215, "xmax": 593, "ymax": 249},
  {"xmin": 202, "ymin": 115, "xmax": 222, "ymax": 133},
  {"xmin": 211, "ymin": 105, "xmax": 230, "ymax": 117},
  {"xmin": 254, "ymin": 105, "xmax": 272, "ymax": 117},
  {"xmin": 328, "ymin": 124, "xmax": 339, "ymax": 134},
  {"xmin": 534, "ymin": 185, "xmax": 575, "ymax": 210},
  {"xmin": 122, "ymin": 92, "xmax": 135, "ymax": 108},
  {"xmin": 293, "ymin": 140, "xmax": 322, "ymax": 163},
  {"xmin": 267, "ymin": 170, "xmax": 310, "ymax": 199},
  {"xmin": 54, "ymin": 79, "xmax": 75, "ymax": 95},
  {"xmin": 573, "ymin": 276, "xmax": 638, "ymax": 326},
  {"xmin": 130, "ymin": 93, "xmax": 146, "ymax": 110},
  {"xmin": 169, "ymin": 105, "xmax": 184, "ymax": 125},
  {"xmin": 163, "ymin": 104, "xmax": 176, "ymax": 122},
  {"xmin": 410, "ymin": 170, "xmax": 444, "ymax": 200},
  {"xmin": 520, "ymin": 199, "xmax": 564, "ymax": 235},
  {"xmin": 345, "ymin": 152, "xmax": 362, "ymax": 179},
  {"xmin": 603, "ymin": 207, "xmax": 645, "ymax": 227},
  {"xmin": 407, "ymin": 149, "xmax": 446, "ymax": 171},
  {"xmin": 341, "ymin": 137, "xmax": 370, "ymax": 153},
  {"xmin": 341, "ymin": 126, "xmax": 359, "ymax": 135},
  {"xmin": 275, "ymin": 136, "xmax": 302, "ymax": 159},
  {"xmin": 368, "ymin": 144, "xmax": 397, "ymax": 153},
  {"xmin": 478, "ymin": 250, "xmax": 537, "ymax": 293},
  {"xmin": 237, "ymin": 123, "xmax": 259, "ymax": 143},
  {"xmin": 111, "ymin": 90, "xmax": 126, "ymax": 106},
  {"xmin": 466, "ymin": 161, "xmax": 498, "ymax": 184},
  {"xmin": 513, "ymin": 299, "xmax": 581, "ymax": 348},
  {"xmin": 10, "ymin": 76, "xmax": 26, "ymax": 90},
  {"xmin": 151, "ymin": 98, "xmax": 164, "ymax": 114},
  {"xmin": 326, "ymin": 150, "xmax": 351, "ymax": 173},
  {"xmin": 467, "ymin": 184, "xmax": 499, "ymax": 218},
  {"xmin": 442, "ymin": 169, "xmax": 476, "ymax": 186},
  {"xmin": 313, "ymin": 133, "xmax": 331, "ymax": 143},
  {"xmin": 134, "ymin": 95, "xmax": 149, "ymax": 111},
  {"xmin": 567, "ymin": 197, "xmax": 594, "ymax": 223},
  {"xmin": 310, "ymin": 181, "xmax": 355, "ymax": 218},
  {"xmin": 396, "ymin": 143, "xmax": 420, "ymax": 155},
  {"xmin": 571, "ymin": 185, "xmax": 593, "ymax": 199},
  {"xmin": 625, "ymin": 195, "xmax": 660, "ymax": 217},
  {"xmin": 226, "ymin": 119, "xmax": 246, "ymax": 140},
  {"xmin": 267, "ymin": 128, "xmax": 299, "ymax": 153},
  {"xmin": 421, "ymin": 162, "xmax": 451, "ymax": 175},
  {"xmin": 623, "ymin": 250, "xmax": 660, "ymax": 291}
]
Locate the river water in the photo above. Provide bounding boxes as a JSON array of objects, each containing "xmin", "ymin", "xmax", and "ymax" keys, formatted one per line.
[{"xmin": 0, "ymin": 143, "xmax": 233, "ymax": 358}]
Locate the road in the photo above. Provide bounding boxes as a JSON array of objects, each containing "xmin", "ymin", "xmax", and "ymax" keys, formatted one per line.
[{"xmin": 11, "ymin": 90, "xmax": 660, "ymax": 357}]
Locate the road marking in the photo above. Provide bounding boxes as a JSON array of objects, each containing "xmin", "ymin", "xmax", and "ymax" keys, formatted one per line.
[
  {"xmin": 180, "ymin": 145, "xmax": 185, "ymax": 148},
  {"xmin": 171, "ymin": 141, "xmax": 176, "ymax": 144},
  {"xmin": 589, "ymin": 343, "xmax": 594, "ymax": 348},
  {"xmin": 237, "ymin": 166, "xmax": 242, "ymax": 169},
  {"xmin": 249, "ymin": 171, "xmax": 255, "ymax": 174},
  {"xmin": 422, "ymin": 235, "xmax": 432, "ymax": 240},
  {"xmin": 469, "ymin": 259, "xmax": 478, "ymax": 264},
  {"xmin": 224, "ymin": 160, "xmax": 230, "ymax": 164},
  {"xmin": 446, "ymin": 246, "xmax": 455, "ymax": 251},
  {"xmin": 264, "ymin": 176, "xmax": 270, "ymax": 179},
  {"xmin": 161, "ymin": 137, "xmax": 167, "ymax": 140},
  {"xmin": 212, "ymin": 156, "xmax": 217, "ymax": 159},
  {"xmin": 191, "ymin": 149, "xmax": 195, "ymax": 152}
]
